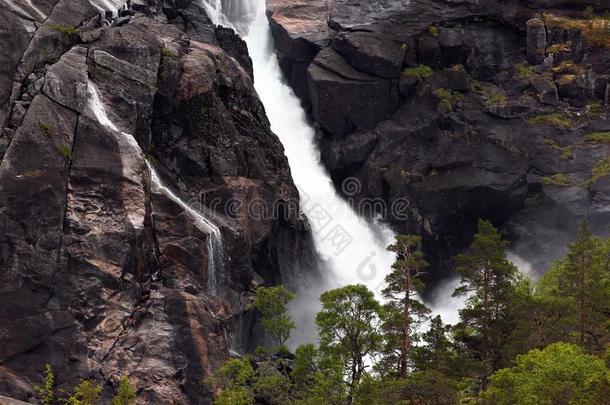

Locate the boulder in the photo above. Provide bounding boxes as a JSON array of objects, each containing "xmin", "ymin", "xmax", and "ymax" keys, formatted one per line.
[
  {"xmin": 531, "ymin": 76, "xmax": 560, "ymax": 105},
  {"xmin": 331, "ymin": 31, "xmax": 406, "ymax": 78}
]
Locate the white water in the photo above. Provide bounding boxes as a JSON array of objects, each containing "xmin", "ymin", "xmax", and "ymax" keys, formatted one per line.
[
  {"xmin": 86, "ymin": 81, "xmax": 224, "ymax": 295},
  {"xmin": 205, "ymin": 0, "xmax": 464, "ymax": 345}
]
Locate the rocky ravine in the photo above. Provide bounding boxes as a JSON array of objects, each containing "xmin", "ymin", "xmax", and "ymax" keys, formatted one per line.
[
  {"xmin": 0, "ymin": 0, "xmax": 315, "ymax": 403},
  {"xmin": 267, "ymin": 0, "xmax": 610, "ymax": 282}
]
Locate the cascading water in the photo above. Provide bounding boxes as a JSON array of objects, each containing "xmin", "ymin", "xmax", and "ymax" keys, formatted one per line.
[
  {"xmin": 204, "ymin": 0, "xmax": 464, "ymax": 345},
  {"xmin": 86, "ymin": 81, "xmax": 225, "ymax": 295}
]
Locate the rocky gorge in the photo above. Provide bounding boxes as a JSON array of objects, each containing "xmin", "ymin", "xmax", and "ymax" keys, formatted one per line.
[
  {"xmin": 0, "ymin": 0, "xmax": 609, "ymax": 403},
  {"xmin": 268, "ymin": 0, "xmax": 610, "ymax": 282}
]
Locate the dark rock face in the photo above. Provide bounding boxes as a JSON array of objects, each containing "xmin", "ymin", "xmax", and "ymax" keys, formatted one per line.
[
  {"xmin": 0, "ymin": 1, "xmax": 314, "ymax": 403},
  {"xmin": 267, "ymin": 0, "xmax": 610, "ymax": 282}
]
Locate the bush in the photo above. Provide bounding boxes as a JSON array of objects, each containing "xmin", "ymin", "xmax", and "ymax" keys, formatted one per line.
[
  {"xmin": 402, "ymin": 64, "xmax": 434, "ymax": 81},
  {"xmin": 111, "ymin": 376, "xmax": 136, "ymax": 405},
  {"xmin": 433, "ymin": 88, "xmax": 464, "ymax": 112},
  {"xmin": 483, "ymin": 342, "xmax": 610, "ymax": 405},
  {"xmin": 34, "ymin": 364, "xmax": 55, "ymax": 405},
  {"xmin": 66, "ymin": 380, "xmax": 103, "ymax": 405}
]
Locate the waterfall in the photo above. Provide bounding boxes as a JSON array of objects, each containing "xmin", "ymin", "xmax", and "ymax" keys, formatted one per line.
[
  {"xmin": 86, "ymin": 81, "xmax": 224, "ymax": 295},
  {"xmin": 204, "ymin": 0, "xmax": 464, "ymax": 345}
]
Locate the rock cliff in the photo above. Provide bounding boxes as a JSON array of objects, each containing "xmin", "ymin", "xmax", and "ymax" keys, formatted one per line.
[
  {"xmin": 267, "ymin": 0, "xmax": 610, "ymax": 282},
  {"xmin": 0, "ymin": 0, "xmax": 314, "ymax": 402}
]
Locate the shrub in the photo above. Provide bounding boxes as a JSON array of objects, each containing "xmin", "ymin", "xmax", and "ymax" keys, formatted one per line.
[
  {"xmin": 402, "ymin": 64, "xmax": 434, "ymax": 81},
  {"xmin": 584, "ymin": 131, "xmax": 610, "ymax": 144},
  {"xmin": 66, "ymin": 379, "xmax": 103, "ymax": 405},
  {"xmin": 527, "ymin": 113, "xmax": 573, "ymax": 128},
  {"xmin": 34, "ymin": 364, "xmax": 55, "ymax": 405},
  {"xmin": 433, "ymin": 88, "xmax": 464, "ymax": 112},
  {"xmin": 111, "ymin": 376, "xmax": 136, "ymax": 405}
]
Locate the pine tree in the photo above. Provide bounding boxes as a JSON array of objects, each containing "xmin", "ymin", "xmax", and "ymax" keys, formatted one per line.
[
  {"xmin": 539, "ymin": 221, "xmax": 610, "ymax": 352},
  {"xmin": 413, "ymin": 315, "xmax": 454, "ymax": 374},
  {"xmin": 381, "ymin": 235, "xmax": 430, "ymax": 377},
  {"xmin": 453, "ymin": 219, "xmax": 518, "ymax": 387}
]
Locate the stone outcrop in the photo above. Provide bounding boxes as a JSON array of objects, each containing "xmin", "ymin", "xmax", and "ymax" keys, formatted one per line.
[
  {"xmin": 0, "ymin": 1, "xmax": 315, "ymax": 403},
  {"xmin": 267, "ymin": 0, "xmax": 610, "ymax": 281}
]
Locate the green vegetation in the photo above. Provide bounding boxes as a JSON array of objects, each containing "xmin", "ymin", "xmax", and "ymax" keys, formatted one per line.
[
  {"xmin": 65, "ymin": 380, "xmax": 103, "ymax": 405},
  {"xmin": 35, "ymin": 366, "xmax": 136, "ymax": 405},
  {"xmin": 551, "ymin": 60, "xmax": 585, "ymax": 75},
  {"xmin": 57, "ymin": 144, "xmax": 72, "ymax": 160},
  {"xmin": 34, "ymin": 364, "xmax": 55, "ymax": 405},
  {"xmin": 381, "ymin": 235, "xmax": 429, "ymax": 376},
  {"xmin": 39, "ymin": 121, "xmax": 52, "ymax": 135},
  {"xmin": 545, "ymin": 11, "xmax": 610, "ymax": 48},
  {"xmin": 483, "ymin": 342, "xmax": 610, "ymax": 404},
  {"xmin": 402, "ymin": 64, "xmax": 434, "ymax": 81},
  {"xmin": 48, "ymin": 23, "xmax": 77, "ymax": 39},
  {"xmin": 527, "ymin": 113, "xmax": 573, "ymax": 128},
  {"xmin": 515, "ymin": 62, "xmax": 536, "ymax": 80},
  {"xmin": 486, "ymin": 92, "xmax": 507, "ymax": 106},
  {"xmin": 206, "ymin": 220, "xmax": 610, "ymax": 404},
  {"xmin": 542, "ymin": 173, "xmax": 571, "ymax": 186},
  {"xmin": 428, "ymin": 25, "xmax": 439, "ymax": 37},
  {"xmin": 589, "ymin": 158, "xmax": 610, "ymax": 184},
  {"xmin": 544, "ymin": 138, "xmax": 574, "ymax": 160},
  {"xmin": 433, "ymin": 88, "xmax": 464, "ymax": 112},
  {"xmin": 112, "ymin": 377, "xmax": 137, "ymax": 405},
  {"xmin": 250, "ymin": 286, "xmax": 296, "ymax": 349},
  {"xmin": 160, "ymin": 47, "xmax": 177, "ymax": 58},
  {"xmin": 588, "ymin": 100, "xmax": 604, "ymax": 115},
  {"xmin": 584, "ymin": 131, "xmax": 610, "ymax": 144}
]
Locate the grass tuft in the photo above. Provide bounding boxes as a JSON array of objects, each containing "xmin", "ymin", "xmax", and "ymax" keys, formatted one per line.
[{"xmin": 403, "ymin": 64, "xmax": 434, "ymax": 81}]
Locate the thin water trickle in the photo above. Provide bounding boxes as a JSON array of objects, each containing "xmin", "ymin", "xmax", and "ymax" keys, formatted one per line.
[{"xmin": 86, "ymin": 80, "xmax": 224, "ymax": 295}]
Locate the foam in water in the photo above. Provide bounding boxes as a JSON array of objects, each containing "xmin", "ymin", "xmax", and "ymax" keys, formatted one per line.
[{"xmin": 86, "ymin": 80, "xmax": 224, "ymax": 295}]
